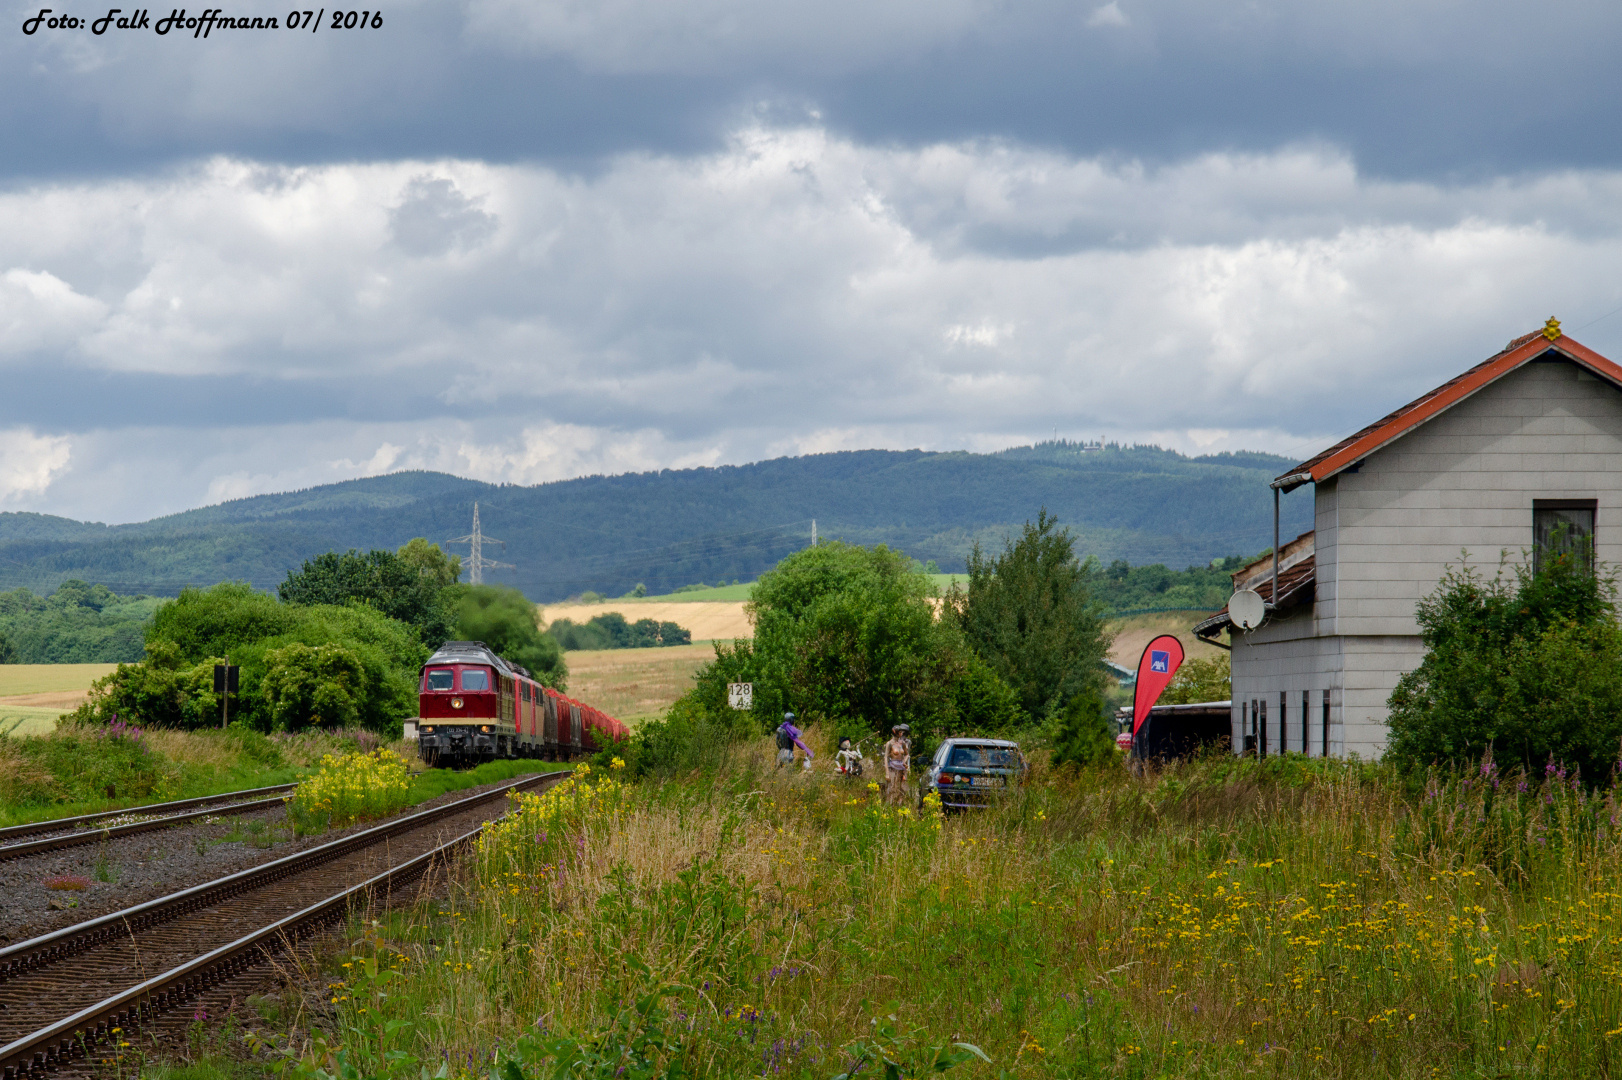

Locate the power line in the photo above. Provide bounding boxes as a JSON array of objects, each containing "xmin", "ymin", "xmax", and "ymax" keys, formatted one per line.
[{"xmin": 445, "ymin": 502, "xmax": 516, "ymax": 585}]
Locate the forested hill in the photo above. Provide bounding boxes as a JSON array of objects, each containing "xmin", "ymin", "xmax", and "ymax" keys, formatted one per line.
[{"xmin": 0, "ymin": 443, "xmax": 1312, "ymax": 601}]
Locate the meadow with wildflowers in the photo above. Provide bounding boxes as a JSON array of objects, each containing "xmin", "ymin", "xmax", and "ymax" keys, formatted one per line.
[{"xmin": 208, "ymin": 735, "xmax": 1622, "ymax": 1080}]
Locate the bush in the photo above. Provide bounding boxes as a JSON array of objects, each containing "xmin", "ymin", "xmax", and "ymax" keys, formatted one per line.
[
  {"xmin": 617, "ymin": 696, "xmax": 753, "ymax": 780},
  {"xmin": 68, "ymin": 640, "xmax": 223, "ymax": 730},
  {"xmin": 70, "ymin": 584, "xmax": 428, "ymax": 734},
  {"xmin": 0, "ymin": 719, "xmax": 175, "ymax": 806},
  {"xmin": 261, "ymin": 642, "xmax": 368, "ymax": 730},
  {"xmin": 287, "ymin": 748, "xmax": 413, "ymax": 831},
  {"xmin": 1048, "ymin": 688, "xmax": 1118, "ymax": 769},
  {"xmin": 1160, "ymin": 654, "xmax": 1230, "ymax": 705},
  {"xmin": 1386, "ymin": 551, "xmax": 1622, "ymax": 780}
]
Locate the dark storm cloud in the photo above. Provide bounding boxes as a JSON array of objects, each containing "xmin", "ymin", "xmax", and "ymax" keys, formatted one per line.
[
  {"xmin": 5, "ymin": 0, "xmax": 1622, "ymax": 183},
  {"xmin": 4, "ymin": 0, "xmax": 1622, "ymax": 522}
]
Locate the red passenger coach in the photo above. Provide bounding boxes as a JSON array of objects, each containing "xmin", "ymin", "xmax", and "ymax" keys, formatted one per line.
[{"xmin": 413, "ymin": 640, "xmax": 626, "ymax": 767}]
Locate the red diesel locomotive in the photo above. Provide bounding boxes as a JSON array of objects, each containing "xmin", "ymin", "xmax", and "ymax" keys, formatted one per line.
[{"xmin": 413, "ymin": 640, "xmax": 627, "ymax": 766}]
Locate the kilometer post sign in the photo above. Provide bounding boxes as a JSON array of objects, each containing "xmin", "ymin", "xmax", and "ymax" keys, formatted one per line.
[{"xmin": 727, "ymin": 682, "xmax": 753, "ymax": 710}]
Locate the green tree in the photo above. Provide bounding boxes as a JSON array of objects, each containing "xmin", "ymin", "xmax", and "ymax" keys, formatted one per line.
[
  {"xmin": 1160, "ymin": 654, "xmax": 1231, "ymax": 705},
  {"xmin": 278, "ymin": 544, "xmax": 456, "ymax": 644},
  {"xmin": 0, "ymin": 628, "xmax": 13, "ymax": 664},
  {"xmin": 1048, "ymin": 688, "xmax": 1117, "ymax": 769},
  {"xmin": 451, "ymin": 585, "xmax": 568, "ymax": 688},
  {"xmin": 1386, "ymin": 550, "xmax": 1622, "ymax": 779},
  {"xmin": 549, "ymin": 613, "xmax": 692, "ymax": 651},
  {"xmin": 260, "ymin": 642, "xmax": 368, "ymax": 730},
  {"xmin": 950, "ymin": 509, "xmax": 1111, "ymax": 721},
  {"xmin": 734, "ymin": 542, "xmax": 968, "ymax": 741},
  {"xmin": 950, "ymin": 650, "xmax": 1027, "ymax": 731},
  {"xmin": 396, "ymin": 537, "xmax": 462, "ymax": 588}
]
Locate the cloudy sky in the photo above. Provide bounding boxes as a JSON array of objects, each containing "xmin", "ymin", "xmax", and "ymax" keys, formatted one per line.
[{"xmin": 5, "ymin": 0, "xmax": 1622, "ymax": 523}]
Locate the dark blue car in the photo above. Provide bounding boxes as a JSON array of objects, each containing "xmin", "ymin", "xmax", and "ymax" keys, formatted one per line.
[{"xmin": 924, "ymin": 738, "xmax": 1028, "ymax": 811}]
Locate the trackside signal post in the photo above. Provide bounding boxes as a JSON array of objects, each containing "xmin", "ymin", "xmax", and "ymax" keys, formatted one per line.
[{"xmin": 214, "ymin": 659, "xmax": 239, "ymax": 728}]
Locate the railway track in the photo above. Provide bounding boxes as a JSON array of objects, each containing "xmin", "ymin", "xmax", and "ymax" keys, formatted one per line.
[
  {"xmin": 0, "ymin": 769, "xmax": 567, "ymax": 1078},
  {"xmin": 0, "ymin": 785, "xmax": 301, "ymax": 863}
]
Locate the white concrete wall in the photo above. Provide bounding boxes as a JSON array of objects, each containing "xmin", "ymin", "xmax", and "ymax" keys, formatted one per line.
[{"xmin": 1229, "ymin": 605, "xmax": 1345, "ymax": 756}]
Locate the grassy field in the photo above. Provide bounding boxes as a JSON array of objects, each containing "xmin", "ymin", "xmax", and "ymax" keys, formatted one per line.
[
  {"xmin": 0, "ymin": 663, "xmax": 116, "ymax": 736},
  {"xmin": 0, "ymin": 662, "xmax": 117, "ymax": 696},
  {"xmin": 204, "ymin": 742, "xmax": 1622, "ymax": 1080},
  {"xmin": 565, "ymin": 643, "xmax": 715, "ymax": 726},
  {"xmin": 1106, "ymin": 610, "xmax": 1224, "ymax": 668},
  {"xmin": 541, "ymin": 601, "xmax": 754, "ymax": 643},
  {"xmin": 640, "ymin": 581, "xmax": 756, "ymax": 602}
]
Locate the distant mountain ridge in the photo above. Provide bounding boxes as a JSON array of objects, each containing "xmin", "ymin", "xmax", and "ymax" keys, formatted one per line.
[{"xmin": 0, "ymin": 443, "xmax": 1312, "ymax": 601}]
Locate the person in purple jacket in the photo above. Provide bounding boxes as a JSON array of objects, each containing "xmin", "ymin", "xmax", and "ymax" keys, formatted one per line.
[{"xmin": 776, "ymin": 713, "xmax": 814, "ymax": 770}]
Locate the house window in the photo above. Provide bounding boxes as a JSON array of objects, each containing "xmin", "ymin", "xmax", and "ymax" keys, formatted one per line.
[{"xmin": 1533, "ymin": 500, "xmax": 1596, "ymax": 573}]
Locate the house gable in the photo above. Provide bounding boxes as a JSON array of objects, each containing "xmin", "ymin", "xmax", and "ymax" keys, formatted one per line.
[
  {"xmin": 1320, "ymin": 354, "xmax": 1622, "ymax": 637},
  {"xmin": 1274, "ymin": 324, "xmax": 1622, "ymax": 493}
]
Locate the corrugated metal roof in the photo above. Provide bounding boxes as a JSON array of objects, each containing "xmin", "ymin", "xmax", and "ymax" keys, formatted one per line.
[
  {"xmin": 1193, "ymin": 551, "xmax": 1316, "ymax": 638},
  {"xmin": 1272, "ymin": 324, "xmax": 1622, "ymax": 493}
]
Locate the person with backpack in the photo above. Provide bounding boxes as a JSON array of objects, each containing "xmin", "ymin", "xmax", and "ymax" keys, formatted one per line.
[{"xmin": 777, "ymin": 713, "xmax": 812, "ymax": 770}]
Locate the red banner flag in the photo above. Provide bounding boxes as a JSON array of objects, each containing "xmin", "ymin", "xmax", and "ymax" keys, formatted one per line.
[{"xmin": 1132, "ymin": 634, "xmax": 1186, "ymax": 735}]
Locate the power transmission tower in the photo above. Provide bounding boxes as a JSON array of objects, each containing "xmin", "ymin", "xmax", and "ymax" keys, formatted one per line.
[
  {"xmin": 447, "ymin": 502, "xmax": 514, "ymax": 585},
  {"xmin": 811, "ymin": 519, "xmax": 817, "ymax": 546}
]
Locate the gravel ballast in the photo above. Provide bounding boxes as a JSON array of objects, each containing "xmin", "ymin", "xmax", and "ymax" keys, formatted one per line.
[{"xmin": 0, "ymin": 773, "xmax": 556, "ymax": 945}]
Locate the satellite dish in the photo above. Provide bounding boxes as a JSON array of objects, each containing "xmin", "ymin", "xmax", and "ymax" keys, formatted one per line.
[{"xmin": 1229, "ymin": 588, "xmax": 1266, "ymax": 631}]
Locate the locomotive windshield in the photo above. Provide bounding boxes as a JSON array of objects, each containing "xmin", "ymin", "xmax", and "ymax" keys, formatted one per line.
[
  {"xmin": 460, "ymin": 668, "xmax": 491, "ymax": 691},
  {"xmin": 425, "ymin": 668, "xmax": 454, "ymax": 691}
]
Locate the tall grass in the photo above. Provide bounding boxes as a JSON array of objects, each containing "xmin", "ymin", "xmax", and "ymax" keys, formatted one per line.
[{"xmin": 267, "ymin": 745, "xmax": 1622, "ymax": 1079}]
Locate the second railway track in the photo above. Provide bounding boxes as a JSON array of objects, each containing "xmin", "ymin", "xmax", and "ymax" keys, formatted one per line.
[
  {"xmin": 0, "ymin": 784, "xmax": 302, "ymax": 863},
  {"xmin": 0, "ymin": 769, "xmax": 567, "ymax": 1072}
]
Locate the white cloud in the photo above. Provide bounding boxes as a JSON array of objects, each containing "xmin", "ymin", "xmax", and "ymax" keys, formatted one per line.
[
  {"xmin": 1087, "ymin": 3, "xmax": 1129, "ymax": 28},
  {"xmin": 0, "ymin": 270, "xmax": 108, "ymax": 355},
  {"xmin": 0, "ymin": 428, "xmax": 71, "ymax": 503},
  {"xmin": 3, "ymin": 129, "xmax": 1622, "ymax": 520}
]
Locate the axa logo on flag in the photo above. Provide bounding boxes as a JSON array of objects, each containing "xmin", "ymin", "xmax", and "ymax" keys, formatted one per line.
[{"xmin": 1132, "ymin": 635, "xmax": 1186, "ymax": 738}]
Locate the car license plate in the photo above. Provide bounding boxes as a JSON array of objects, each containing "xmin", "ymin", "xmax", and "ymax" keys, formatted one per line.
[{"xmin": 971, "ymin": 776, "xmax": 995, "ymax": 787}]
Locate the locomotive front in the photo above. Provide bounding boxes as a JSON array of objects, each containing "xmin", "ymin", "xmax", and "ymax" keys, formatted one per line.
[{"xmin": 414, "ymin": 641, "xmax": 515, "ymax": 764}]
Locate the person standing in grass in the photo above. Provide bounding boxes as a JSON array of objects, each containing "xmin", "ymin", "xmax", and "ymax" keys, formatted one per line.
[
  {"xmin": 777, "ymin": 713, "xmax": 813, "ymax": 770},
  {"xmin": 882, "ymin": 724, "xmax": 911, "ymax": 804}
]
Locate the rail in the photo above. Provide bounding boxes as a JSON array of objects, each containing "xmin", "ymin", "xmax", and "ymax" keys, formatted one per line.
[
  {"xmin": 0, "ymin": 797, "xmax": 292, "ymax": 863},
  {"xmin": 0, "ymin": 769, "xmax": 565, "ymax": 980},
  {"xmin": 0, "ymin": 823, "xmax": 488, "ymax": 1078},
  {"xmin": 0, "ymin": 769, "xmax": 569, "ymax": 1077},
  {"xmin": 0, "ymin": 784, "xmax": 300, "ymax": 843}
]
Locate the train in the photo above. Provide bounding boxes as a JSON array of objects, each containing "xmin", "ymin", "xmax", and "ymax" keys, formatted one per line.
[{"xmin": 409, "ymin": 640, "xmax": 628, "ymax": 766}]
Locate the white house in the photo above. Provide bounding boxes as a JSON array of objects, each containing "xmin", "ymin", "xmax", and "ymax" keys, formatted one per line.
[{"xmin": 1194, "ymin": 320, "xmax": 1622, "ymax": 758}]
